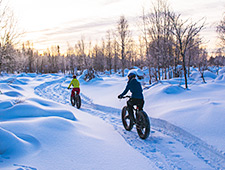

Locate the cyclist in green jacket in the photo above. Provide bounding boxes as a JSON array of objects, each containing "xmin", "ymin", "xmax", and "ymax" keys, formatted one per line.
[{"xmin": 68, "ymin": 75, "xmax": 80, "ymax": 97}]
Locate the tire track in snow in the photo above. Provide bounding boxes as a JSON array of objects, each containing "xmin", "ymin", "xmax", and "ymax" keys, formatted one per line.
[{"xmin": 34, "ymin": 79, "xmax": 225, "ymax": 170}]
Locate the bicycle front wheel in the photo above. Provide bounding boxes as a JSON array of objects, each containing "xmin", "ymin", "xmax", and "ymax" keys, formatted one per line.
[
  {"xmin": 76, "ymin": 95, "xmax": 81, "ymax": 109},
  {"xmin": 121, "ymin": 106, "xmax": 134, "ymax": 131},
  {"xmin": 70, "ymin": 95, "xmax": 75, "ymax": 106}
]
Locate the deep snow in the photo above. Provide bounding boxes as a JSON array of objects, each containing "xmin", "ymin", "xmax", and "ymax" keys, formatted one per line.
[{"xmin": 0, "ymin": 69, "xmax": 225, "ymax": 170}]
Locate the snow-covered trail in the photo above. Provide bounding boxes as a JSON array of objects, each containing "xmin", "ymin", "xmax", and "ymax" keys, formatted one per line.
[{"xmin": 34, "ymin": 77, "xmax": 225, "ymax": 170}]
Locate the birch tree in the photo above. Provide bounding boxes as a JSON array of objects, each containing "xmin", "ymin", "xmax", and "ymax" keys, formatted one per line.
[
  {"xmin": 0, "ymin": 0, "xmax": 21, "ymax": 73},
  {"xmin": 217, "ymin": 13, "xmax": 225, "ymax": 47},
  {"xmin": 106, "ymin": 30, "xmax": 113, "ymax": 74},
  {"xmin": 115, "ymin": 15, "xmax": 131, "ymax": 76},
  {"xmin": 169, "ymin": 13, "xmax": 205, "ymax": 89},
  {"xmin": 141, "ymin": 0, "xmax": 174, "ymax": 81}
]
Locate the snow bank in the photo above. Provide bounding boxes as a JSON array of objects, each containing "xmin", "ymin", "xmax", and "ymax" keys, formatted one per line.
[
  {"xmin": 203, "ymin": 70, "xmax": 217, "ymax": 79},
  {"xmin": 0, "ymin": 83, "xmax": 13, "ymax": 90},
  {"xmin": 218, "ymin": 67, "xmax": 225, "ymax": 75},
  {"xmin": 190, "ymin": 71, "xmax": 201, "ymax": 80},
  {"xmin": 0, "ymin": 78, "xmax": 27, "ymax": 85},
  {"xmin": 144, "ymin": 77, "xmax": 225, "ymax": 152},
  {"xmin": 0, "ymin": 116, "xmax": 74, "ymax": 158},
  {"xmin": 215, "ymin": 74, "xmax": 225, "ymax": 83},
  {"xmin": 78, "ymin": 69, "xmax": 103, "ymax": 83},
  {"xmin": 190, "ymin": 70, "xmax": 217, "ymax": 81},
  {"xmin": 162, "ymin": 85, "xmax": 185, "ymax": 94},
  {"xmin": 3, "ymin": 91, "xmax": 23, "ymax": 97},
  {"xmin": 0, "ymin": 101, "xmax": 13, "ymax": 109},
  {"xmin": 1, "ymin": 70, "xmax": 225, "ymax": 169},
  {"xmin": 0, "ymin": 127, "xmax": 28, "ymax": 155},
  {"xmin": 0, "ymin": 99, "xmax": 76, "ymax": 121}
]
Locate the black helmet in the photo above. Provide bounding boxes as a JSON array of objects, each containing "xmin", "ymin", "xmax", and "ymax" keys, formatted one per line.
[
  {"xmin": 73, "ymin": 75, "xmax": 77, "ymax": 79},
  {"xmin": 127, "ymin": 72, "xmax": 136, "ymax": 79}
]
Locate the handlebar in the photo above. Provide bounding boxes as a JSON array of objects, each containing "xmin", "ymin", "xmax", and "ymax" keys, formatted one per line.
[{"xmin": 120, "ymin": 95, "xmax": 131, "ymax": 99}]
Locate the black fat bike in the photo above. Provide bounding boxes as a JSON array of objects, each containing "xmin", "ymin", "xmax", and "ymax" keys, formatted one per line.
[
  {"xmin": 120, "ymin": 96, "xmax": 150, "ymax": 139},
  {"xmin": 69, "ymin": 89, "xmax": 81, "ymax": 109}
]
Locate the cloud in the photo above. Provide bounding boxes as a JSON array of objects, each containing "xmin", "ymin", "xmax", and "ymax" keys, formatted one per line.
[
  {"xmin": 49, "ymin": 19, "xmax": 115, "ymax": 36},
  {"xmin": 100, "ymin": 0, "xmax": 122, "ymax": 6},
  {"xmin": 22, "ymin": 17, "xmax": 120, "ymax": 52}
]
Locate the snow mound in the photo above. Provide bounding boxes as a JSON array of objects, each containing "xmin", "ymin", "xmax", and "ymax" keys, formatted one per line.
[
  {"xmin": 190, "ymin": 71, "xmax": 201, "ymax": 80},
  {"xmin": 16, "ymin": 73, "xmax": 37, "ymax": 78},
  {"xmin": 190, "ymin": 67, "xmax": 198, "ymax": 72},
  {"xmin": 0, "ymin": 127, "xmax": 40, "ymax": 156},
  {"xmin": 9, "ymin": 85, "xmax": 24, "ymax": 91},
  {"xmin": 28, "ymin": 98, "xmax": 63, "ymax": 107},
  {"xmin": 61, "ymin": 79, "xmax": 71, "ymax": 87},
  {"xmin": 78, "ymin": 69, "xmax": 103, "ymax": 83},
  {"xmin": 0, "ymin": 83, "xmax": 13, "ymax": 90},
  {"xmin": 0, "ymin": 127, "xmax": 29, "ymax": 155},
  {"xmin": 215, "ymin": 74, "xmax": 225, "ymax": 83},
  {"xmin": 124, "ymin": 68, "xmax": 130, "ymax": 75},
  {"xmin": 203, "ymin": 70, "xmax": 217, "ymax": 79},
  {"xmin": 26, "ymin": 73, "xmax": 38, "ymax": 78},
  {"xmin": 190, "ymin": 70, "xmax": 217, "ymax": 80},
  {"xmin": 17, "ymin": 78, "xmax": 31, "ymax": 82},
  {"xmin": 218, "ymin": 67, "xmax": 225, "ymax": 75},
  {"xmin": 0, "ymin": 101, "xmax": 76, "ymax": 121},
  {"xmin": 0, "ymin": 116, "xmax": 74, "ymax": 157},
  {"xmin": 16, "ymin": 73, "xmax": 28, "ymax": 77},
  {"xmin": 3, "ymin": 91, "xmax": 23, "ymax": 97},
  {"xmin": 36, "ymin": 116, "xmax": 75, "ymax": 131},
  {"xmin": 144, "ymin": 84, "xmax": 185, "ymax": 101},
  {"xmin": 0, "ymin": 101, "xmax": 13, "ymax": 109},
  {"xmin": 0, "ymin": 78, "xmax": 27, "ymax": 85},
  {"xmin": 163, "ymin": 85, "xmax": 185, "ymax": 94}
]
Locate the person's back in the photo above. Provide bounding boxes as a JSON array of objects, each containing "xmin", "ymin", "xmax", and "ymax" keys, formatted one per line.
[
  {"xmin": 118, "ymin": 72, "xmax": 144, "ymax": 122},
  {"xmin": 126, "ymin": 78, "xmax": 143, "ymax": 99},
  {"xmin": 68, "ymin": 75, "xmax": 80, "ymax": 96},
  {"xmin": 69, "ymin": 78, "xmax": 79, "ymax": 88}
]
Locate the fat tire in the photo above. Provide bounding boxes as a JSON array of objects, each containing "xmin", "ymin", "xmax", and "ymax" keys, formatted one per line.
[
  {"xmin": 76, "ymin": 95, "xmax": 81, "ymax": 109},
  {"xmin": 70, "ymin": 95, "xmax": 75, "ymax": 106},
  {"xmin": 121, "ymin": 106, "xmax": 134, "ymax": 131},
  {"xmin": 136, "ymin": 110, "xmax": 150, "ymax": 139}
]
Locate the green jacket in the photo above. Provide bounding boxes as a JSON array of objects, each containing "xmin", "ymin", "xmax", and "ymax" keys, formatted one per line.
[{"xmin": 68, "ymin": 78, "xmax": 80, "ymax": 88}]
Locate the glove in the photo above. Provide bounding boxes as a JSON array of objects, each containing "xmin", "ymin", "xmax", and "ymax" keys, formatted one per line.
[
  {"xmin": 67, "ymin": 87, "xmax": 70, "ymax": 89},
  {"xmin": 118, "ymin": 95, "xmax": 123, "ymax": 99}
]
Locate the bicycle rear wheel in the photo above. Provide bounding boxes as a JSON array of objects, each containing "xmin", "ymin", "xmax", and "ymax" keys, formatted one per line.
[
  {"xmin": 121, "ymin": 106, "xmax": 134, "ymax": 131},
  {"xmin": 136, "ymin": 110, "xmax": 150, "ymax": 139}
]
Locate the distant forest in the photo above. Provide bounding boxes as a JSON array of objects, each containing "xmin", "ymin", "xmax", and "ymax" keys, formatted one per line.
[{"xmin": 0, "ymin": 0, "xmax": 224, "ymax": 89}]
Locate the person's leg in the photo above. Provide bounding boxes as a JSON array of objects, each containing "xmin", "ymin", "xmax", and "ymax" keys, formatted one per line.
[
  {"xmin": 71, "ymin": 88, "xmax": 75, "ymax": 97},
  {"xmin": 127, "ymin": 99, "xmax": 135, "ymax": 122},
  {"xmin": 77, "ymin": 88, "xmax": 80, "ymax": 95},
  {"xmin": 137, "ymin": 99, "xmax": 144, "ymax": 110},
  {"xmin": 73, "ymin": 88, "xmax": 80, "ymax": 95}
]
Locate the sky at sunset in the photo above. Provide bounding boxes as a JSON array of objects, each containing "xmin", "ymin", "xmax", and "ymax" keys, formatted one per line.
[{"xmin": 8, "ymin": 0, "xmax": 225, "ymax": 54}]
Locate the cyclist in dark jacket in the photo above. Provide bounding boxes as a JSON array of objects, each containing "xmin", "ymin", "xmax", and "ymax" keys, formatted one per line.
[{"xmin": 118, "ymin": 72, "xmax": 144, "ymax": 122}]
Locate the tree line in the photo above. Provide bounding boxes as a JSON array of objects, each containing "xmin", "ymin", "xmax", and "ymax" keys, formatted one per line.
[{"xmin": 0, "ymin": 0, "xmax": 224, "ymax": 89}]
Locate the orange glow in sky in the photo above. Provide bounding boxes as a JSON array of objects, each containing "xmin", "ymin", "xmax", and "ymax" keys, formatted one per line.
[{"xmin": 8, "ymin": 0, "xmax": 225, "ymax": 54}]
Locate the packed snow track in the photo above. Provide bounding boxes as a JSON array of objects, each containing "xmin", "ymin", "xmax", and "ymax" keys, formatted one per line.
[{"xmin": 35, "ymin": 77, "xmax": 225, "ymax": 170}]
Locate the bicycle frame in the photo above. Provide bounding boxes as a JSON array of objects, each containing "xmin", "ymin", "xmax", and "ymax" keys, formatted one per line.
[
  {"xmin": 69, "ymin": 88, "xmax": 81, "ymax": 109},
  {"xmin": 120, "ymin": 95, "xmax": 150, "ymax": 139}
]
